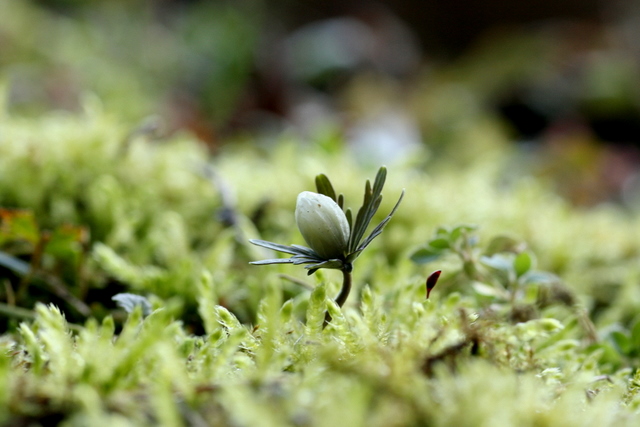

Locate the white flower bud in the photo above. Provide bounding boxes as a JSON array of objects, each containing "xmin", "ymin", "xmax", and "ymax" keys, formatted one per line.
[{"xmin": 295, "ymin": 191, "xmax": 350, "ymax": 259}]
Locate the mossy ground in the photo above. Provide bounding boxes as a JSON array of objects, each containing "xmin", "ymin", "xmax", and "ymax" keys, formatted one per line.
[
  {"xmin": 2, "ymin": 2, "xmax": 640, "ymax": 425},
  {"xmin": 1, "ymin": 105, "xmax": 640, "ymax": 426}
]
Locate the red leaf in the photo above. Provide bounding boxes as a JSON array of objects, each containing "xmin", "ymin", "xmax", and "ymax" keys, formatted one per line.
[{"xmin": 426, "ymin": 270, "xmax": 441, "ymax": 299}]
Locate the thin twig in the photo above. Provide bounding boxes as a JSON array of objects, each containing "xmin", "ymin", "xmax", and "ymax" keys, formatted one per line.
[{"xmin": 278, "ymin": 274, "xmax": 314, "ymax": 291}]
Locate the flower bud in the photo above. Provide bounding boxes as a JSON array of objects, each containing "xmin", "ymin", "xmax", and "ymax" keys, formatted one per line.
[{"xmin": 295, "ymin": 191, "xmax": 350, "ymax": 259}]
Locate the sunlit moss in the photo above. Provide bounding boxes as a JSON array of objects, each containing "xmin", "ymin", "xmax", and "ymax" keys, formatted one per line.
[{"xmin": 1, "ymin": 98, "xmax": 640, "ymax": 424}]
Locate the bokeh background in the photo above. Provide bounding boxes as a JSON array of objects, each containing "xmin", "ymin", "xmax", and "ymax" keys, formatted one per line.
[
  {"xmin": 5, "ymin": 4, "xmax": 640, "ymax": 424},
  {"xmin": 2, "ymin": 0, "xmax": 640, "ymax": 208}
]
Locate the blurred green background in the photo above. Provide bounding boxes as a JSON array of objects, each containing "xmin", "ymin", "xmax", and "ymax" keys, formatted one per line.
[
  {"xmin": 1, "ymin": 0, "xmax": 640, "ymax": 328},
  {"xmin": 2, "ymin": 0, "xmax": 640, "ymax": 205},
  {"xmin": 4, "ymin": 3, "xmax": 640, "ymax": 424}
]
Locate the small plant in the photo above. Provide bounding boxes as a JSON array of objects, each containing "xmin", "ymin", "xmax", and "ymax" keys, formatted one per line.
[
  {"xmin": 410, "ymin": 225, "xmax": 593, "ymax": 330},
  {"xmin": 249, "ymin": 167, "xmax": 403, "ymax": 318}
]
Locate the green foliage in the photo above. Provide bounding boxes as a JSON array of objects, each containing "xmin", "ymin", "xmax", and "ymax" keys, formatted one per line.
[
  {"xmin": 1, "ymin": 281, "xmax": 637, "ymax": 426},
  {"xmin": 1, "ymin": 76, "xmax": 640, "ymax": 425},
  {"xmin": 3, "ymin": 2, "xmax": 640, "ymax": 423},
  {"xmin": 0, "ymin": 0, "xmax": 260, "ymax": 125}
]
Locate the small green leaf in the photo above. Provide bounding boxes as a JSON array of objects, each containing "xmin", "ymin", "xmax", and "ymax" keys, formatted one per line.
[
  {"xmin": 429, "ymin": 238, "xmax": 450, "ymax": 250},
  {"xmin": 449, "ymin": 224, "xmax": 477, "ymax": 242},
  {"xmin": 410, "ymin": 247, "xmax": 443, "ymax": 264},
  {"xmin": 480, "ymin": 254, "xmax": 513, "ymax": 272},
  {"xmin": 372, "ymin": 166, "xmax": 387, "ymax": 196},
  {"xmin": 485, "ymin": 235, "xmax": 524, "ymax": 255},
  {"xmin": 315, "ymin": 174, "xmax": 337, "ymax": 202},
  {"xmin": 345, "ymin": 208, "xmax": 353, "ymax": 230},
  {"xmin": 520, "ymin": 271, "xmax": 558, "ymax": 286},
  {"xmin": 435, "ymin": 227, "xmax": 449, "ymax": 239},
  {"xmin": 514, "ymin": 251, "xmax": 534, "ymax": 277}
]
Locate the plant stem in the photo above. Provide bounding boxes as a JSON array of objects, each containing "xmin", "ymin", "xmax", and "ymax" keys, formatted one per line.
[
  {"xmin": 335, "ymin": 268, "xmax": 352, "ymax": 307},
  {"xmin": 324, "ymin": 265, "xmax": 352, "ymax": 326}
]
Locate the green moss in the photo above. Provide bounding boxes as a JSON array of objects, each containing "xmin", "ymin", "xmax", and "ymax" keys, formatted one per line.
[{"xmin": 0, "ymin": 96, "xmax": 640, "ymax": 425}]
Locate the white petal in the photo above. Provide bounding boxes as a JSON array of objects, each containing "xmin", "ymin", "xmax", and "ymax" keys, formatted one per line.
[{"xmin": 295, "ymin": 191, "xmax": 350, "ymax": 259}]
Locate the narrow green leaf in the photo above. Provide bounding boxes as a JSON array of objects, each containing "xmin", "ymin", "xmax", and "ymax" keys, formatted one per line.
[
  {"xmin": 372, "ymin": 167, "xmax": 387, "ymax": 196},
  {"xmin": 290, "ymin": 244, "xmax": 318, "ymax": 257},
  {"xmin": 292, "ymin": 255, "xmax": 324, "ymax": 264},
  {"xmin": 349, "ymin": 188, "xmax": 382, "ymax": 252},
  {"xmin": 356, "ymin": 190, "xmax": 404, "ymax": 254},
  {"xmin": 249, "ymin": 239, "xmax": 307, "ymax": 256},
  {"xmin": 349, "ymin": 205, "xmax": 367, "ymax": 252},
  {"xmin": 352, "ymin": 179, "xmax": 373, "ymax": 239},
  {"xmin": 315, "ymin": 174, "xmax": 337, "ymax": 202},
  {"xmin": 250, "ymin": 258, "xmax": 294, "ymax": 265},
  {"xmin": 304, "ymin": 259, "xmax": 344, "ymax": 272}
]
